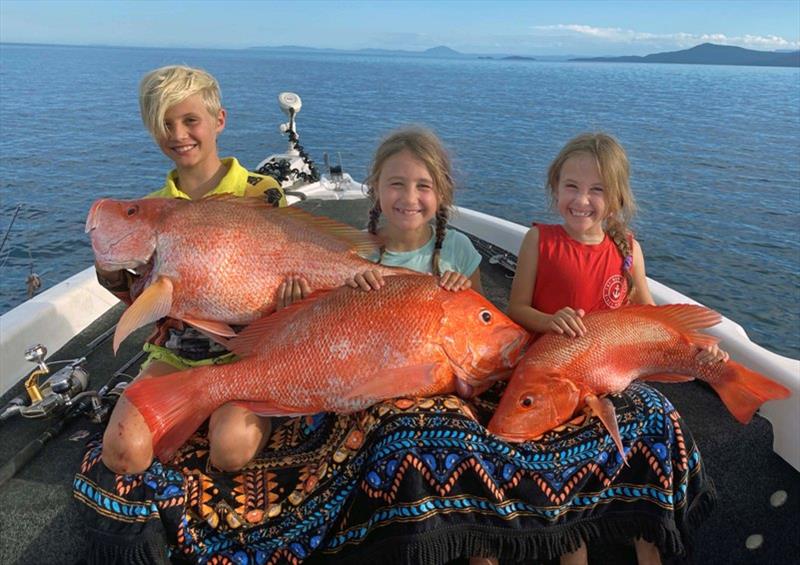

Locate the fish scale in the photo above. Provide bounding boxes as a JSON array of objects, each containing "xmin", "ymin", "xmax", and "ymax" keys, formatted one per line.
[
  {"xmin": 123, "ymin": 275, "xmax": 531, "ymax": 462},
  {"xmin": 86, "ymin": 197, "xmax": 412, "ymax": 350},
  {"xmin": 488, "ymin": 304, "xmax": 790, "ymax": 453}
]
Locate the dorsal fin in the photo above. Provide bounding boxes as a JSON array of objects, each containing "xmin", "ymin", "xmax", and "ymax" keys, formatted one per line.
[
  {"xmin": 226, "ymin": 288, "xmax": 337, "ymax": 358},
  {"xmin": 275, "ymin": 207, "xmax": 380, "ymax": 255},
  {"xmin": 200, "ymin": 198, "xmax": 380, "ymax": 255},
  {"xmin": 627, "ymin": 304, "xmax": 721, "ymax": 348}
]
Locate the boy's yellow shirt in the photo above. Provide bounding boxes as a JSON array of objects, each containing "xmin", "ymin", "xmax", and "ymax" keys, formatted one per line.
[{"xmin": 146, "ymin": 157, "xmax": 286, "ymax": 206}]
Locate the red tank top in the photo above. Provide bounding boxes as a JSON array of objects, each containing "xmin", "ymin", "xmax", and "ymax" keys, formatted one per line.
[{"xmin": 532, "ymin": 224, "xmax": 630, "ymax": 315}]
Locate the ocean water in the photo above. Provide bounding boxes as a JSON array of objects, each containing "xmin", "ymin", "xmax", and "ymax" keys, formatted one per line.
[{"xmin": 1, "ymin": 44, "xmax": 798, "ymax": 358}]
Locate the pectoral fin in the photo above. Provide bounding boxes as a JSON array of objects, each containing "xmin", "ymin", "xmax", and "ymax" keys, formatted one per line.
[
  {"xmin": 585, "ymin": 394, "xmax": 627, "ymax": 465},
  {"xmin": 113, "ymin": 276, "xmax": 173, "ymax": 353},
  {"xmin": 345, "ymin": 364, "xmax": 439, "ymax": 404},
  {"xmin": 183, "ymin": 316, "xmax": 237, "ymax": 339}
]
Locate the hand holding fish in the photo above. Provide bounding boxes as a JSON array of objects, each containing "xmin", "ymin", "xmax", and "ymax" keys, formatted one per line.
[
  {"xmin": 276, "ymin": 275, "xmax": 313, "ymax": 310},
  {"xmin": 696, "ymin": 343, "xmax": 730, "ymax": 364},
  {"xmin": 488, "ymin": 304, "xmax": 791, "ymax": 461},
  {"xmin": 548, "ymin": 307, "xmax": 587, "ymax": 337},
  {"xmin": 438, "ymin": 271, "xmax": 472, "ymax": 292},
  {"xmin": 346, "ymin": 269, "xmax": 386, "ymax": 291}
]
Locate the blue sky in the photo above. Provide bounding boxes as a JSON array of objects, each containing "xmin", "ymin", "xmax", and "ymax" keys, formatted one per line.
[{"xmin": 1, "ymin": 0, "xmax": 798, "ymax": 56}]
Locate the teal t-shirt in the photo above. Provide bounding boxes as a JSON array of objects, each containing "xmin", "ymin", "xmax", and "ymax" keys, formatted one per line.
[{"xmin": 369, "ymin": 227, "xmax": 482, "ymax": 276}]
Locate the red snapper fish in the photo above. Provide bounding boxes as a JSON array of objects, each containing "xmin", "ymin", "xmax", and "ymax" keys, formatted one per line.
[
  {"xmin": 85, "ymin": 197, "xmax": 408, "ymax": 352},
  {"xmin": 123, "ymin": 275, "xmax": 531, "ymax": 462},
  {"xmin": 488, "ymin": 304, "xmax": 791, "ymax": 456}
]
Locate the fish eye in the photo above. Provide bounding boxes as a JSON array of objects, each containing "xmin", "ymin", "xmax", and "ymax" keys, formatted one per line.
[
  {"xmin": 520, "ymin": 395, "xmax": 534, "ymax": 409},
  {"xmin": 126, "ymin": 205, "xmax": 139, "ymax": 216},
  {"xmin": 479, "ymin": 309, "xmax": 492, "ymax": 324}
]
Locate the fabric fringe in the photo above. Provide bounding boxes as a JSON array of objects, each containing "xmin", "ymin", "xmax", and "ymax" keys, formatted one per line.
[
  {"xmin": 317, "ymin": 486, "xmax": 719, "ymax": 565},
  {"xmin": 84, "ymin": 524, "xmax": 171, "ymax": 565}
]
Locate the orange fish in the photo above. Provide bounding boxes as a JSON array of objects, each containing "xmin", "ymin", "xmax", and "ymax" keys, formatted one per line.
[
  {"xmin": 123, "ymin": 275, "xmax": 530, "ymax": 462},
  {"xmin": 488, "ymin": 304, "xmax": 790, "ymax": 457},
  {"xmin": 85, "ymin": 197, "xmax": 408, "ymax": 352}
]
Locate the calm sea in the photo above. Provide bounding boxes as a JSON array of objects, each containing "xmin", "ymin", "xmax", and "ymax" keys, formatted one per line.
[{"xmin": 1, "ymin": 44, "xmax": 798, "ymax": 358}]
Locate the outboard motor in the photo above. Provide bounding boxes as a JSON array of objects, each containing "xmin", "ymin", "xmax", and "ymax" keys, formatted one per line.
[{"xmin": 256, "ymin": 92, "xmax": 321, "ymax": 187}]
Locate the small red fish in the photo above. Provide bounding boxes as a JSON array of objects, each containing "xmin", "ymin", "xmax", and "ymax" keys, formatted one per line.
[
  {"xmin": 488, "ymin": 304, "xmax": 791, "ymax": 456},
  {"xmin": 85, "ymin": 197, "xmax": 410, "ymax": 352},
  {"xmin": 123, "ymin": 275, "xmax": 530, "ymax": 462}
]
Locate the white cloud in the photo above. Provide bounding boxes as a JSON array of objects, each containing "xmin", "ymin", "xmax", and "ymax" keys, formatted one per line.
[{"xmin": 532, "ymin": 24, "xmax": 799, "ymax": 50}]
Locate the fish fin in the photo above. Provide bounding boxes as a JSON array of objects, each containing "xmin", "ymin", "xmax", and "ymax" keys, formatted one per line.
[
  {"xmin": 182, "ymin": 316, "xmax": 237, "ymax": 338},
  {"xmin": 113, "ymin": 276, "xmax": 174, "ymax": 353},
  {"xmin": 276, "ymin": 207, "xmax": 381, "ymax": 255},
  {"xmin": 229, "ymin": 400, "xmax": 308, "ymax": 417},
  {"xmin": 227, "ymin": 291, "xmax": 335, "ymax": 358},
  {"xmin": 585, "ymin": 394, "xmax": 628, "ymax": 465},
  {"xmin": 123, "ymin": 367, "xmax": 216, "ymax": 462},
  {"xmin": 641, "ymin": 373, "xmax": 696, "ymax": 383},
  {"xmin": 345, "ymin": 364, "xmax": 438, "ymax": 403},
  {"xmin": 634, "ymin": 304, "xmax": 721, "ymax": 348},
  {"xmin": 708, "ymin": 360, "xmax": 791, "ymax": 424}
]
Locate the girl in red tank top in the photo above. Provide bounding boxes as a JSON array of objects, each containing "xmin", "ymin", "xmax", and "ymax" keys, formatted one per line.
[{"xmin": 507, "ymin": 132, "xmax": 728, "ymax": 565}]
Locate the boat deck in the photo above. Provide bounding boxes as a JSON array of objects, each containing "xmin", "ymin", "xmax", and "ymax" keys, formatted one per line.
[{"xmin": 0, "ymin": 199, "xmax": 797, "ymax": 564}]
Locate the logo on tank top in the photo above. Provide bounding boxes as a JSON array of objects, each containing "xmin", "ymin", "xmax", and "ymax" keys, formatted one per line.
[{"xmin": 602, "ymin": 275, "xmax": 627, "ymax": 309}]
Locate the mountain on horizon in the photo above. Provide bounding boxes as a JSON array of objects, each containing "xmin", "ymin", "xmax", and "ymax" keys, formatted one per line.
[
  {"xmin": 572, "ymin": 42, "xmax": 799, "ymax": 68},
  {"xmin": 248, "ymin": 44, "xmax": 465, "ymax": 58}
]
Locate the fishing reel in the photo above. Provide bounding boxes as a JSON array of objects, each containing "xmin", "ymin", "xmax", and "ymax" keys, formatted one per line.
[{"xmin": 0, "ymin": 344, "xmax": 106, "ymax": 422}]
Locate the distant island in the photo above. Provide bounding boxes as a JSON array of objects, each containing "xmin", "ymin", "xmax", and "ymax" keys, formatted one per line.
[
  {"xmin": 248, "ymin": 42, "xmax": 798, "ymax": 67},
  {"xmin": 249, "ymin": 44, "xmax": 469, "ymax": 59},
  {"xmin": 572, "ymin": 43, "xmax": 799, "ymax": 68},
  {"xmin": 479, "ymin": 55, "xmax": 536, "ymax": 61}
]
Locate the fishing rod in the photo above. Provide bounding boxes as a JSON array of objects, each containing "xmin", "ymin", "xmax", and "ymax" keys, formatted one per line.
[{"xmin": 0, "ymin": 342, "xmax": 144, "ymax": 488}]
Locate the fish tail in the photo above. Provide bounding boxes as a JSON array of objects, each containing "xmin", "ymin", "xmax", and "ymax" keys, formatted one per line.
[
  {"xmin": 123, "ymin": 367, "xmax": 217, "ymax": 462},
  {"xmin": 708, "ymin": 360, "xmax": 791, "ymax": 424}
]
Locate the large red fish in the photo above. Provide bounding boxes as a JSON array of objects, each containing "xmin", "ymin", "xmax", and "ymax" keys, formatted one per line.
[
  {"xmin": 123, "ymin": 275, "xmax": 530, "ymax": 462},
  {"xmin": 85, "ymin": 197, "xmax": 408, "ymax": 352},
  {"xmin": 488, "ymin": 304, "xmax": 790, "ymax": 456}
]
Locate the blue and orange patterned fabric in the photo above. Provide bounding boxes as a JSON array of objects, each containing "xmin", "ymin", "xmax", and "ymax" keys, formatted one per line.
[{"xmin": 74, "ymin": 382, "xmax": 715, "ymax": 564}]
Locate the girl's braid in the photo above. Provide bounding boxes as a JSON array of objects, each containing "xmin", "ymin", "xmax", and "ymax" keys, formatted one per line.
[
  {"xmin": 431, "ymin": 206, "xmax": 449, "ymax": 276},
  {"xmin": 605, "ymin": 218, "xmax": 635, "ymax": 301},
  {"xmin": 367, "ymin": 201, "xmax": 386, "ymax": 264}
]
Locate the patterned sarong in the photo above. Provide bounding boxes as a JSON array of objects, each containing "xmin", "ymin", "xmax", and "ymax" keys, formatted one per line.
[{"xmin": 73, "ymin": 383, "xmax": 715, "ymax": 564}]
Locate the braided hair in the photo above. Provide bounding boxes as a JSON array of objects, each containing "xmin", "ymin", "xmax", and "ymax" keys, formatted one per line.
[
  {"xmin": 546, "ymin": 132, "xmax": 638, "ymax": 301},
  {"xmin": 365, "ymin": 126, "xmax": 455, "ymax": 275}
]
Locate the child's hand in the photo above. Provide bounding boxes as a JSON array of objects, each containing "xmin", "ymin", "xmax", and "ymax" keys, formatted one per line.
[
  {"xmin": 695, "ymin": 343, "xmax": 729, "ymax": 364},
  {"xmin": 276, "ymin": 275, "xmax": 312, "ymax": 310},
  {"xmin": 548, "ymin": 307, "xmax": 586, "ymax": 338},
  {"xmin": 438, "ymin": 271, "xmax": 472, "ymax": 292},
  {"xmin": 346, "ymin": 270, "xmax": 385, "ymax": 291}
]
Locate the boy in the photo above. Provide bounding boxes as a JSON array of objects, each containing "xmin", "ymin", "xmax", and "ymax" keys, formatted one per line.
[{"xmin": 99, "ymin": 65, "xmax": 281, "ymax": 474}]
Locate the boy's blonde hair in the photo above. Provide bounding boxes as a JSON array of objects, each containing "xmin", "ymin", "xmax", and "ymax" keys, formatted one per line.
[
  {"xmin": 365, "ymin": 126, "xmax": 455, "ymax": 276},
  {"xmin": 547, "ymin": 132, "xmax": 638, "ymax": 297},
  {"xmin": 139, "ymin": 65, "xmax": 222, "ymax": 139}
]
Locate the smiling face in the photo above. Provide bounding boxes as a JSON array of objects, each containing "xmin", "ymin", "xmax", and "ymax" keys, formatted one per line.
[
  {"xmin": 156, "ymin": 93, "xmax": 225, "ymax": 171},
  {"xmin": 555, "ymin": 152, "xmax": 608, "ymax": 243},
  {"xmin": 376, "ymin": 149, "xmax": 440, "ymax": 240}
]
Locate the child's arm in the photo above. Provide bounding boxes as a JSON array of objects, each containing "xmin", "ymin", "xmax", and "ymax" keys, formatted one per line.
[
  {"xmin": 508, "ymin": 227, "xmax": 586, "ymax": 337},
  {"xmin": 629, "ymin": 239, "xmax": 728, "ymax": 364}
]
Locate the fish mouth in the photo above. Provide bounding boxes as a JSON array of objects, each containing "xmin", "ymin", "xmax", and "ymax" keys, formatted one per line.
[
  {"xmin": 501, "ymin": 332, "xmax": 531, "ymax": 366},
  {"xmin": 91, "ymin": 231, "xmax": 152, "ymax": 270},
  {"xmin": 85, "ymin": 199, "xmax": 107, "ymax": 233}
]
